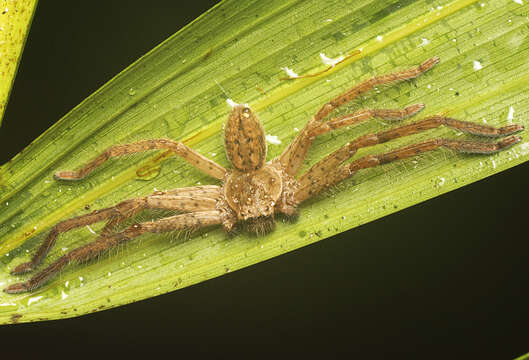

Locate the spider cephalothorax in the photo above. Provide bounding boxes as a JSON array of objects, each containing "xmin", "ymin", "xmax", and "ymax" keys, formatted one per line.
[{"xmin": 5, "ymin": 57, "xmax": 524, "ymax": 294}]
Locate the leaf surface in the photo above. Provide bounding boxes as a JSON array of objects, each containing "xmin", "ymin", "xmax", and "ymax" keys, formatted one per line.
[
  {"xmin": 1, "ymin": 0, "xmax": 528, "ymax": 323},
  {"xmin": 0, "ymin": 0, "xmax": 38, "ymax": 126}
]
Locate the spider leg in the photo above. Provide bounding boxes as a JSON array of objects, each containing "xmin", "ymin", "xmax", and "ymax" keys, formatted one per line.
[
  {"xmin": 298, "ymin": 117, "xmax": 523, "ymax": 188},
  {"xmin": 4, "ymin": 210, "xmax": 223, "ymax": 294},
  {"xmin": 309, "ymin": 104, "xmax": 425, "ymax": 137},
  {"xmin": 314, "ymin": 57, "xmax": 439, "ymax": 121},
  {"xmin": 296, "ymin": 136, "xmax": 521, "ymax": 202},
  {"xmin": 101, "ymin": 185, "xmax": 222, "ymax": 235},
  {"xmin": 10, "ymin": 186, "xmax": 221, "ymax": 275},
  {"xmin": 54, "ymin": 139, "xmax": 227, "ymax": 180},
  {"xmin": 161, "ymin": 185, "xmax": 223, "ymax": 197},
  {"xmin": 280, "ymin": 104, "xmax": 424, "ymax": 175},
  {"xmin": 295, "ymin": 117, "xmax": 523, "ymax": 202},
  {"xmin": 279, "ymin": 57, "xmax": 440, "ymax": 175}
]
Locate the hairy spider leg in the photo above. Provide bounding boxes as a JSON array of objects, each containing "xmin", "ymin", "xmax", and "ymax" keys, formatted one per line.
[
  {"xmin": 280, "ymin": 57, "xmax": 440, "ymax": 176},
  {"xmin": 54, "ymin": 139, "xmax": 227, "ymax": 180},
  {"xmin": 298, "ymin": 117, "xmax": 523, "ymax": 188},
  {"xmin": 5, "ymin": 210, "xmax": 223, "ymax": 294},
  {"xmin": 9, "ymin": 186, "xmax": 221, "ymax": 276},
  {"xmin": 308, "ymin": 105, "xmax": 425, "ymax": 137},
  {"xmin": 280, "ymin": 104, "xmax": 425, "ymax": 175},
  {"xmin": 295, "ymin": 117, "xmax": 524, "ymax": 202},
  {"xmin": 100, "ymin": 186, "xmax": 222, "ymax": 235}
]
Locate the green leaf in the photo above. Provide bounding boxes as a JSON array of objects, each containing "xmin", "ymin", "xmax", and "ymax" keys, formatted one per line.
[
  {"xmin": 0, "ymin": 0, "xmax": 38, "ymax": 126},
  {"xmin": 1, "ymin": 0, "xmax": 528, "ymax": 324},
  {"xmin": 514, "ymin": 352, "xmax": 529, "ymax": 360},
  {"xmin": 515, "ymin": 352, "xmax": 529, "ymax": 360}
]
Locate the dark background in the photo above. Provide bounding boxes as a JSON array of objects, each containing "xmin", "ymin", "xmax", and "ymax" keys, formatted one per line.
[{"xmin": 1, "ymin": 1, "xmax": 528, "ymax": 358}]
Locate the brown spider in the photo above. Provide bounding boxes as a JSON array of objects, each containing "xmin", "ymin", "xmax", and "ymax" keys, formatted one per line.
[{"xmin": 4, "ymin": 57, "xmax": 524, "ymax": 294}]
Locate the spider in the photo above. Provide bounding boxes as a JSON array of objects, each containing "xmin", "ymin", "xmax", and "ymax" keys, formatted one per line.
[{"xmin": 4, "ymin": 56, "xmax": 524, "ymax": 294}]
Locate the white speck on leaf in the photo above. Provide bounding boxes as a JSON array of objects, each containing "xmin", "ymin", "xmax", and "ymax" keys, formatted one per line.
[
  {"xmin": 473, "ymin": 60, "xmax": 483, "ymax": 70},
  {"xmin": 376, "ymin": 35, "xmax": 383, "ymax": 42},
  {"xmin": 226, "ymin": 98, "xmax": 238, "ymax": 108},
  {"xmin": 86, "ymin": 225, "xmax": 96, "ymax": 235},
  {"xmin": 27, "ymin": 296, "xmax": 44, "ymax": 306},
  {"xmin": 281, "ymin": 67, "xmax": 299, "ymax": 79},
  {"xmin": 266, "ymin": 134, "xmax": 282, "ymax": 145},
  {"xmin": 320, "ymin": 53, "xmax": 344, "ymax": 67},
  {"xmin": 513, "ymin": 0, "xmax": 523, "ymax": 4},
  {"xmin": 519, "ymin": 142, "xmax": 529, "ymax": 155},
  {"xmin": 507, "ymin": 106, "xmax": 515, "ymax": 121},
  {"xmin": 419, "ymin": 38, "xmax": 430, "ymax": 46}
]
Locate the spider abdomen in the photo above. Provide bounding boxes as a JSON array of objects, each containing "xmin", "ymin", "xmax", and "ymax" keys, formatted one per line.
[{"xmin": 224, "ymin": 105, "xmax": 267, "ymax": 171}]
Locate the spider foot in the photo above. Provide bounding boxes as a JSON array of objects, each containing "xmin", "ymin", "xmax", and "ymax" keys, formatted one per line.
[
  {"xmin": 54, "ymin": 170, "xmax": 83, "ymax": 181},
  {"xmin": 419, "ymin": 56, "xmax": 440, "ymax": 72},
  {"xmin": 10, "ymin": 261, "xmax": 35, "ymax": 275},
  {"xmin": 499, "ymin": 124, "xmax": 524, "ymax": 136},
  {"xmin": 405, "ymin": 103, "xmax": 425, "ymax": 116},
  {"xmin": 4, "ymin": 282, "xmax": 30, "ymax": 294},
  {"xmin": 495, "ymin": 135, "xmax": 522, "ymax": 150}
]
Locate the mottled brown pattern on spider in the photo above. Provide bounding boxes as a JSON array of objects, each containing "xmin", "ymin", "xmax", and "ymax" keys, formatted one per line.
[{"xmin": 5, "ymin": 57, "xmax": 524, "ymax": 294}]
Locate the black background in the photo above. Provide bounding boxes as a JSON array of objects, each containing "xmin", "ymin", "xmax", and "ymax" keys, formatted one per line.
[{"xmin": 1, "ymin": 1, "xmax": 528, "ymax": 358}]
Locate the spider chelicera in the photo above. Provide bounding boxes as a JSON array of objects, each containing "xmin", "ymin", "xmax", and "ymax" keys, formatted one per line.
[{"xmin": 4, "ymin": 56, "xmax": 524, "ymax": 294}]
